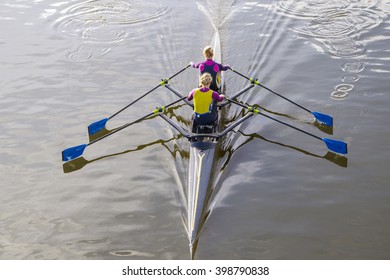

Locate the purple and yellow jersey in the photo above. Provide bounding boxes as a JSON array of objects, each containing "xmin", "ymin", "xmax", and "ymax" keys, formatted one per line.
[
  {"xmin": 187, "ymin": 87, "xmax": 224, "ymax": 115},
  {"xmin": 192, "ymin": 59, "xmax": 229, "ymax": 91}
]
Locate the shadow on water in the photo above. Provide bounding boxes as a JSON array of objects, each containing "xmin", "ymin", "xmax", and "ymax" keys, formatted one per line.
[
  {"xmin": 87, "ymin": 116, "xmax": 156, "ymax": 143},
  {"xmin": 64, "ymin": 0, "xmax": 348, "ymax": 258},
  {"xmin": 63, "ymin": 92, "xmax": 344, "ymax": 260},
  {"xmin": 85, "ymin": 102, "xmax": 190, "ymax": 143},
  {"xmin": 63, "ymin": 135, "xmax": 184, "ymax": 174},
  {"xmin": 208, "ymin": 126, "xmax": 347, "ymax": 203},
  {"xmin": 63, "ymin": 102, "xmax": 192, "ymax": 173},
  {"xmin": 216, "ymin": 106, "xmax": 345, "ymax": 173},
  {"xmin": 234, "ymin": 130, "xmax": 347, "ymax": 168},
  {"xmin": 184, "ymin": 104, "xmax": 342, "ymax": 258},
  {"xmin": 64, "ymin": 76, "xmax": 342, "ymax": 260},
  {"xmin": 240, "ymin": 102, "xmax": 334, "ymax": 135}
]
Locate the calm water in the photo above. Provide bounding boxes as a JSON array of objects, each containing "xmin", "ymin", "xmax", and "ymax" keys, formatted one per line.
[{"xmin": 1, "ymin": 0, "xmax": 389, "ymax": 260}]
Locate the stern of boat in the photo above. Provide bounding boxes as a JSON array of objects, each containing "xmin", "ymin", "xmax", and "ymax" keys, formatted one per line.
[{"xmin": 187, "ymin": 140, "xmax": 216, "ymax": 253}]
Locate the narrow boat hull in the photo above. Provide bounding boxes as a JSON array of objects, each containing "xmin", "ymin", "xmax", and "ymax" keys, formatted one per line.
[
  {"xmin": 187, "ymin": 30, "xmax": 223, "ymax": 259},
  {"xmin": 187, "ymin": 141, "xmax": 216, "ymax": 255}
]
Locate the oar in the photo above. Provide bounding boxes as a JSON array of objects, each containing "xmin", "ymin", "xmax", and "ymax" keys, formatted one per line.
[
  {"xmin": 62, "ymin": 97, "xmax": 187, "ymax": 162},
  {"xmin": 228, "ymin": 98, "xmax": 347, "ymax": 155},
  {"xmin": 87, "ymin": 64, "xmax": 191, "ymax": 136},
  {"xmin": 230, "ymin": 68, "xmax": 333, "ymax": 127}
]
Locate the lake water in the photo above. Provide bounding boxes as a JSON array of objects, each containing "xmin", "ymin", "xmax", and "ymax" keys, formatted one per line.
[{"xmin": 1, "ymin": 0, "xmax": 389, "ymax": 260}]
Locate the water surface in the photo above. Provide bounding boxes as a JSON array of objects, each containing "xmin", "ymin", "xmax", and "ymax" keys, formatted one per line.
[{"xmin": 0, "ymin": 0, "xmax": 389, "ymax": 259}]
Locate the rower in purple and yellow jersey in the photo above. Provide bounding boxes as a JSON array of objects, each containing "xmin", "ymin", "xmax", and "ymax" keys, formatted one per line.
[
  {"xmin": 190, "ymin": 46, "xmax": 230, "ymax": 92},
  {"xmin": 187, "ymin": 73, "xmax": 225, "ymax": 130}
]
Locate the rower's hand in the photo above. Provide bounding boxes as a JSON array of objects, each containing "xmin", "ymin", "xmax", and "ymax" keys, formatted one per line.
[{"xmin": 189, "ymin": 61, "xmax": 195, "ymax": 67}]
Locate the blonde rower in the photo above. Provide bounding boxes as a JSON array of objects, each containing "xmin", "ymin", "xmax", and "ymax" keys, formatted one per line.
[
  {"xmin": 187, "ymin": 73, "xmax": 225, "ymax": 128},
  {"xmin": 190, "ymin": 46, "xmax": 230, "ymax": 92}
]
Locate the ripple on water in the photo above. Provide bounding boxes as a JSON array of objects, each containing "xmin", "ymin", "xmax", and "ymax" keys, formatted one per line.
[
  {"xmin": 274, "ymin": 1, "xmax": 384, "ymax": 60},
  {"xmin": 67, "ymin": 43, "xmax": 113, "ymax": 62},
  {"xmin": 341, "ymin": 61, "xmax": 365, "ymax": 73},
  {"xmin": 330, "ymin": 90, "xmax": 349, "ymax": 100},
  {"xmin": 322, "ymin": 37, "xmax": 365, "ymax": 58},
  {"xmin": 341, "ymin": 74, "xmax": 360, "ymax": 83},
  {"xmin": 294, "ymin": 8, "xmax": 384, "ymax": 38},
  {"xmin": 109, "ymin": 250, "xmax": 154, "ymax": 258},
  {"xmin": 52, "ymin": 0, "xmax": 168, "ymax": 44},
  {"xmin": 334, "ymin": 84, "xmax": 354, "ymax": 92},
  {"xmin": 81, "ymin": 24, "xmax": 128, "ymax": 44},
  {"xmin": 67, "ymin": 49, "xmax": 93, "ymax": 62},
  {"xmin": 272, "ymin": 0, "xmax": 350, "ymax": 20},
  {"xmin": 330, "ymin": 83, "xmax": 354, "ymax": 100}
]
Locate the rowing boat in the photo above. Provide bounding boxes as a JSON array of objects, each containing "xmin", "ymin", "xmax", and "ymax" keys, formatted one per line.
[
  {"xmin": 61, "ymin": 31, "xmax": 348, "ymax": 259},
  {"xmin": 187, "ymin": 31, "xmax": 223, "ymax": 258}
]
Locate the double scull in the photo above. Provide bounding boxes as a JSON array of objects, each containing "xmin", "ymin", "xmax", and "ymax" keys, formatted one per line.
[
  {"xmin": 61, "ymin": 30, "xmax": 348, "ymax": 259},
  {"xmin": 187, "ymin": 30, "xmax": 223, "ymax": 257}
]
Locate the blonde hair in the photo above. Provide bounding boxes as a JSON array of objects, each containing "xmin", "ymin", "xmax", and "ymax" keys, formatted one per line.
[
  {"xmin": 203, "ymin": 46, "xmax": 214, "ymax": 59},
  {"xmin": 199, "ymin": 73, "xmax": 213, "ymax": 87}
]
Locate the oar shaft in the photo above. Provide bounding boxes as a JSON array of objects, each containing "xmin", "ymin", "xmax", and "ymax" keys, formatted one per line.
[
  {"xmin": 62, "ymin": 97, "xmax": 188, "ymax": 161},
  {"xmin": 165, "ymin": 84, "xmax": 193, "ymax": 107},
  {"xmin": 231, "ymin": 68, "xmax": 311, "ymax": 114},
  {"xmin": 227, "ymin": 98, "xmax": 321, "ymax": 141},
  {"xmin": 169, "ymin": 64, "xmax": 191, "ymax": 80},
  {"xmin": 231, "ymin": 69, "xmax": 250, "ymax": 80},
  {"xmin": 109, "ymin": 64, "xmax": 190, "ymax": 120},
  {"xmin": 89, "ymin": 96, "xmax": 187, "ymax": 147},
  {"xmin": 258, "ymin": 112, "xmax": 321, "ymax": 141},
  {"xmin": 110, "ymin": 85, "xmax": 159, "ymax": 120},
  {"xmin": 89, "ymin": 112, "xmax": 154, "ymax": 146},
  {"xmin": 219, "ymin": 84, "xmax": 255, "ymax": 108},
  {"xmin": 257, "ymin": 83, "xmax": 311, "ymax": 114}
]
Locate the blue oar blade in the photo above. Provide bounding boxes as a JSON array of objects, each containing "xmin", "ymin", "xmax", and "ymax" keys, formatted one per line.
[
  {"xmin": 322, "ymin": 138, "xmax": 348, "ymax": 155},
  {"xmin": 312, "ymin": 111, "xmax": 333, "ymax": 127},
  {"xmin": 88, "ymin": 118, "xmax": 108, "ymax": 136},
  {"xmin": 62, "ymin": 144, "xmax": 87, "ymax": 162}
]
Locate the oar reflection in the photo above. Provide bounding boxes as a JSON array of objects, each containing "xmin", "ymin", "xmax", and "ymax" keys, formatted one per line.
[
  {"xmin": 63, "ymin": 135, "xmax": 185, "ymax": 173},
  {"xmin": 217, "ymin": 130, "xmax": 348, "ymax": 172},
  {"xmin": 237, "ymin": 102, "xmax": 334, "ymax": 135},
  {"xmin": 88, "ymin": 103, "xmax": 190, "ymax": 143}
]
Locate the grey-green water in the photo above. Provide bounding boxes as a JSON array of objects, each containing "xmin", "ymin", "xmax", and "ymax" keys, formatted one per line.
[{"xmin": 1, "ymin": 0, "xmax": 389, "ymax": 259}]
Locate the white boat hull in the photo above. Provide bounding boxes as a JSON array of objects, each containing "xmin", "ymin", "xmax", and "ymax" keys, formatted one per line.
[
  {"xmin": 187, "ymin": 141, "xmax": 216, "ymax": 256},
  {"xmin": 187, "ymin": 30, "xmax": 223, "ymax": 258}
]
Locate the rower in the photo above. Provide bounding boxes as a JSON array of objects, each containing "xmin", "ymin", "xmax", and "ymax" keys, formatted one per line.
[
  {"xmin": 190, "ymin": 46, "xmax": 230, "ymax": 92},
  {"xmin": 187, "ymin": 73, "xmax": 225, "ymax": 133}
]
